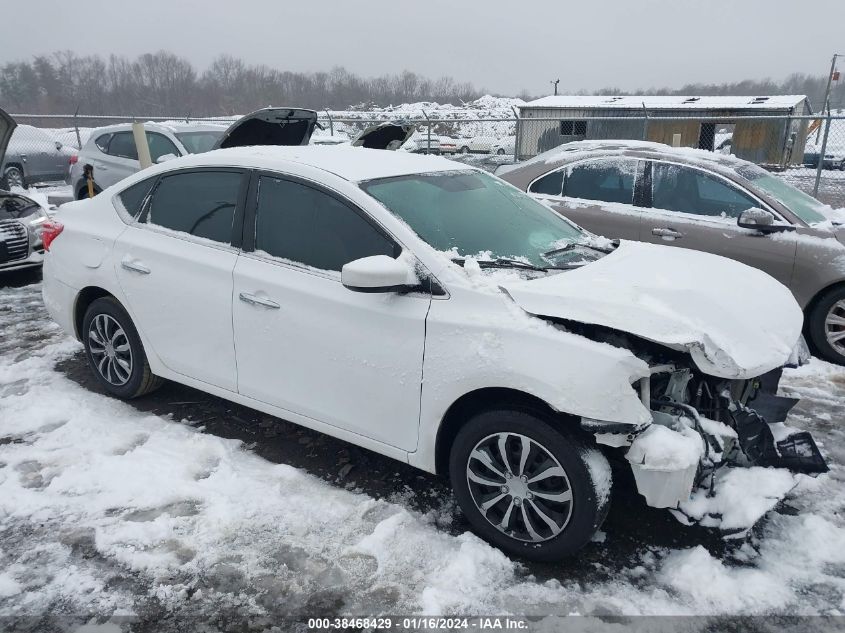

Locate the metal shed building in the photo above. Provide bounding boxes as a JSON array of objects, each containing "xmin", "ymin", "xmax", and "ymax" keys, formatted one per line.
[{"xmin": 516, "ymin": 95, "xmax": 812, "ymax": 167}]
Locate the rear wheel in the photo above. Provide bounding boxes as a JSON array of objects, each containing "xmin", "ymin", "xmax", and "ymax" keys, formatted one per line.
[
  {"xmin": 449, "ymin": 408, "xmax": 610, "ymax": 561},
  {"xmin": 82, "ymin": 297, "xmax": 163, "ymax": 398},
  {"xmin": 2, "ymin": 166, "xmax": 24, "ymax": 189},
  {"xmin": 808, "ymin": 285, "xmax": 845, "ymax": 365},
  {"xmin": 497, "ymin": 148, "xmax": 506, "ymax": 155},
  {"xmin": 460, "ymin": 146, "xmax": 470, "ymax": 154}
]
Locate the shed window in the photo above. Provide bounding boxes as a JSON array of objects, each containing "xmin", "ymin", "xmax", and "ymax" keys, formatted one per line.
[{"xmin": 560, "ymin": 120, "xmax": 587, "ymax": 136}]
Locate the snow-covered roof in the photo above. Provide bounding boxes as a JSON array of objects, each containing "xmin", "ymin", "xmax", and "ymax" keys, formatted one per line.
[
  {"xmin": 521, "ymin": 95, "xmax": 808, "ymax": 111},
  {"xmin": 159, "ymin": 145, "xmax": 464, "ymax": 182}
]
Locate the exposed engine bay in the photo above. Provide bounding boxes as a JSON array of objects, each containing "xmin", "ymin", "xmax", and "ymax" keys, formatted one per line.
[{"xmin": 560, "ymin": 319, "xmax": 829, "ymax": 535}]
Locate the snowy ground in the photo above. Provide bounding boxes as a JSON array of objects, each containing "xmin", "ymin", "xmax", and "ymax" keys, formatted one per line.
[{"xmin": 1, "ymin": 273, "xmax": 845, "ymax": 632}]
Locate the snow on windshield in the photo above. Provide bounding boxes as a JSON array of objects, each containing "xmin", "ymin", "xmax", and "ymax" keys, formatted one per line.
[{"xmin": 361, "ymin": 170, "xmax": 583, "ymax": 268}]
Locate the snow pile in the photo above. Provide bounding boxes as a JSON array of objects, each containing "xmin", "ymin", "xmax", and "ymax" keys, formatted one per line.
[{"xmin": 675, "ymin": 468, "xmax": 799, "ymax": 532}]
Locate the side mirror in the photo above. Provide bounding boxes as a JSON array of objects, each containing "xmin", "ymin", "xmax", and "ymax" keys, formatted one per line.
[
  {"xmin": 342, "ymin": 255, "xmax": 413, "ymax": 293},
  {"xmin": 156, "ymin": 153, "xmax": 178, "ymax": 164},
  {"xmin": 54, "ymin": 141, "xmax": 63, "ymax": 150},
  {"xmin": 737, "ymin": 208, "xmax": 793, "ymax": 232}
]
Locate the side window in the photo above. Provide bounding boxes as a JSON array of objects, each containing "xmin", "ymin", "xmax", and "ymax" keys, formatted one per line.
[
  {"xmin": 146, "ymin": 132, "xmax": 181, "ymax": 162},
  {"xmin": 255, "ymin": 176, "xmax": 397, "ymax": 272},
  {"xmin": 95, "ymin": 134, "xmax": 112, "ymax": 152},
  {"xmin": 107, "ymin": 132, "xmax": 138, "ymax": 160},
  {"xmin": 146, "ymin": 171, "xmax": 242, "ymax": 243},
  {"xmin": 118, "ymin": 177, "xmax": 157, "ymax": 218},
  {"xmin": 651, "ymin": 163, "xmax": 757, "ymax": 218},
  {"xmin": 529, "ymin": 169, "xmax": 564, "ymax": 196},
  {"xmin": 564, "ymin": 159, "xmax": 637, "ymax": 205}
]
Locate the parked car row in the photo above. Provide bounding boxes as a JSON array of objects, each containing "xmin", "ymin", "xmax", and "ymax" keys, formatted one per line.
[{"xmin": 3, "ymin": 105, "xmax": 822, "ymax": 563}]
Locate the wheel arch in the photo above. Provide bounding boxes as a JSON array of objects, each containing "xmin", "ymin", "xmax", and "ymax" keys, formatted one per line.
[
  {"xmin": 434, "ymin": 387, "xmax": 578, "ymax": 477},
  {"xmin": 73, "ymin": 286, "xmax": 117, "ymax": 340}
]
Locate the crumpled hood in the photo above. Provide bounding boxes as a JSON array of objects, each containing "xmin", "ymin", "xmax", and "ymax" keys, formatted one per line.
[{"xmin": 500, "ymin": 241, "xmax": 804, "ymax": 379}]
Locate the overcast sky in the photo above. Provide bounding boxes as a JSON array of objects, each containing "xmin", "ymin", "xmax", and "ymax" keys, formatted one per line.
[{"xmin": 6, "ymin": 0, "xmax": 844, "ymax": 96}]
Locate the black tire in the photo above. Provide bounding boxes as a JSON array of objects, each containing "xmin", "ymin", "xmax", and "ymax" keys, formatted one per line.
[
  {"xmin": 496, "ymin": 148, "xmax": 506, "ymax": 155},
  {"xmin": 2, "ymin": 165, "xmax": 24, "ymax": 189},
  {"xmin": 460, "ymin": 146, "xmax": 470, "ymax": 154},
  {"xmin": 808, "ymin": 286, "xmax": 845, "ymax": 365},
  {"xmin": 449, "ymin": 408, "xmax": 610, "ymax": 561},
  {"xmin": 82, "ymin": 297, "xmax": 163, "ymax": 398}
]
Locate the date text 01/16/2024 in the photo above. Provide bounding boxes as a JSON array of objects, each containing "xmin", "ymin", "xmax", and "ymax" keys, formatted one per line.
[{"xmin": 307, "ymin": 616, "xmax": 529, "ymax": 630}]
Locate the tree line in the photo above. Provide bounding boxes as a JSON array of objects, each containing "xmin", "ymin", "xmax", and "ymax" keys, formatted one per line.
[
  {"xmin": 2, "ymin": 50, "xmax": 844, "ymax": 115},
  {"xmin": 0, "ymin": 50, "xmax": 482, "ymax": 115}
]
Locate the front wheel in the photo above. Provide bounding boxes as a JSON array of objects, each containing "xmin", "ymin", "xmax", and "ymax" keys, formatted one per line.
[
  {"xmin": 82, "ymin": 297, "xmax": 163, "ymax": 398},
  {"xmin": 449, "ymin": 408, "xmax": 610, "ymax": 561},
  {"xmin": 808, "ymin": 285, "xmax": 845, "ymax": 365},
  {"xmin": 496, "ymin": 148, "xmax": 506, "ymax": 155},
  {"xmin": 460, "ymin": 146, "xmax": 470, "ymax": 154}
]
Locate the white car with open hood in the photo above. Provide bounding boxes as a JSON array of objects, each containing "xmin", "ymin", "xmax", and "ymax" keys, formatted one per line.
[{"xmin": 40, "ymin": 143, "xmax": 826, "ymax": 561}]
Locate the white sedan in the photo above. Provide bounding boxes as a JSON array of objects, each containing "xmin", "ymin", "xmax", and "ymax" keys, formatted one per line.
[{"xmin": 41, "ymin": 145, "xmax": 824, "ymax": 560}]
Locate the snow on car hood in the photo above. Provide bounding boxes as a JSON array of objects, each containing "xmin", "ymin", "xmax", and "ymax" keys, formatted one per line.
[{"xmin": 500, "ymin": 240, "xmax": 803, "ymax": 379}]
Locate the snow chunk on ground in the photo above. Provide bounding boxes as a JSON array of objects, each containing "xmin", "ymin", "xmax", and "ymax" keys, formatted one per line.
[
  {"xmin": 659, "ymin": 546, "xmax": 792, "ymax": 612},
  {"xmin": 675, "ymin": 467, "xmax": 799, "ymax": 532}
]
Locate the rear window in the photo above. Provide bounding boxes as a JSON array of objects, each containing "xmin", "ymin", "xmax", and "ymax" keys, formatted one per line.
[
  {"xmin": 175, "ymin": 131, "xmax": 225, "ymax": 154},
  {"xmin": 564, "ymin": 159, "xmax": 636, "ymax": 205},
  {"xmin": 529, "ymin": 170, "xmax": 564, "ymax": 196},
  {"xmin": 117, "ymin": 178, "xmax": 156, "ymax": 219},
  {"xmin": 145, "ymin": 171, "xmax": 242, "ymax": 244}
]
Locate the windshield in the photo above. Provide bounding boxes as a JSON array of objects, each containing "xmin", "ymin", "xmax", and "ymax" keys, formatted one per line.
[
  {"xmin": 736, "ymin": 164, "xmax": 827, "ymax": 224},
  {"xmin": 175, "ymin": 131, "xmax": 225, "ymax": 154},
  {"xmin": 360, "ymin": 170, "xmax": 585, "ymax": 268}
]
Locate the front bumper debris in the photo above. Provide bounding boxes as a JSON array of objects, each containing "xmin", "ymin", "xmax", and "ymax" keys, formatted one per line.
[{"xmin": 600, "ymin": 362, "xmax": 829, "ymax": 534}]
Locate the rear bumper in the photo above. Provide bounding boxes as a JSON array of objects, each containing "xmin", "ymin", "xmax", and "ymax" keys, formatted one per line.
[{"xmin": 42, "ymin": 263, "xmax": 79, "ymax": 339}]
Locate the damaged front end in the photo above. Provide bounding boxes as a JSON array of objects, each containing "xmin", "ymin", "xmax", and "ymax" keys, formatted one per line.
[{"xmin": 579, "ymin": 330, "xmax": 827, "ymax": 537}]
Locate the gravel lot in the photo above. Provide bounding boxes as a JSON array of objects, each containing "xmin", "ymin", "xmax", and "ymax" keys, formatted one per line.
[{"xmin": 1, "ymin": 270, "xmax": 844, "ymax": 632}]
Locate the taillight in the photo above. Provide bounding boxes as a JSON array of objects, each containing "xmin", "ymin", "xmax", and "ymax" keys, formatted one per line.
[
  {"xmin": 69, "ymin": 154, "xmax": 78, "ymax": 165},
  {"xmin": 41, "ymin": 221, "xmax": 64, "ymax": 251}
]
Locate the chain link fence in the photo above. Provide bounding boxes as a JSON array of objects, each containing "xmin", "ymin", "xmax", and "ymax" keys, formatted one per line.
[{"xmin": 5, "ymin": 110, "xmax": 845, "ymax": 208}]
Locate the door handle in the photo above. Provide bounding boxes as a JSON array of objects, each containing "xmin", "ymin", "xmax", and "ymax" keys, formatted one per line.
[
  {"xmin": 651, "ymin": 227, "xmax": 684, "ymax": 239},
  {"xmin": 121, "ymin": 258, "xmax": 151, "ymax": 274},
  {"xmin": 239, "ymin": 292, "xmax": 280, "ymax": 309}
]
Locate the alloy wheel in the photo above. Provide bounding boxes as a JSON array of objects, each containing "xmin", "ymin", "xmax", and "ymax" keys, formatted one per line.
[
  {"xmin": 465, "ymin": 432, "xmax": 574, "ymax": 543},
  {"xmin": 4, "ymin": 167, "xmax": 23, "ymax": 189},
  {"xmin": 88, "ymin": 314, "xmax": 133, "ymax": 386}
]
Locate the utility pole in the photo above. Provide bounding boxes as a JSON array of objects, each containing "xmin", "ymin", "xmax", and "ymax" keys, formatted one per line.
[
  {"xmin": 821, "ymin": 54, "xmax": 843, "ymax": 116},
  {"xmin": 550, "ymin": 79, "xmax": 560, "ymax": 96}
]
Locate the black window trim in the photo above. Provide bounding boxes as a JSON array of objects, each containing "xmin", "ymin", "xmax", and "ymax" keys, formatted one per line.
[
  {"xmin": 135, "ymin": 166, "xmax": 250, "ymax": 248},
  {"xmin": 643, "ymin": 159, "xmax": 787, "ymax": 223},
  {"xmin": 241, "ymin": 170, "xmax": 403, "ymax": 271}
]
